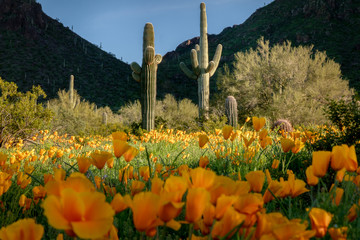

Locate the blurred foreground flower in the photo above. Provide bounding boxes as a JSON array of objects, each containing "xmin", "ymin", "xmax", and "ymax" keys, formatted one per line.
[{"xmin": 0, "ymin": 218, "xmax": 44, "ymax": 240}]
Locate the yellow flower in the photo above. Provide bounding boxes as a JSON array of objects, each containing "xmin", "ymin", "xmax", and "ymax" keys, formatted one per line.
[
  {"xmin": 76, "ymin": 156, "xmax": 92, "ymax": 173},
  {"xmin": 309, "ymin": 208, "xmax": 333, "ymax": 238},
  {"xmin": 252, "ymin": 117, "xmax": 266, "ymax": 131},
  {"xmin": 42, "ymin": 188, "xmax": 114, "ymax": 239},
  {"xmin": 305, "ymin": 166, "xmax": 319, "ymax": 186},
  {"xmin": 90, "ymin": 151, "xmax": 113, "ymax": 170},
  {"xmin": 185, "ymin": 188, "xmax": 210, "ymax": 223},
  {"xmin": 198, "ymin": 134, "xmax": 209, "ymax": 148},
  {"xmin": 128, "ymin": 191, "xmax": 162, "ymax": 237},
  {"xmin": 189, "ymin": 167, "xmax": 216, "ymax": 190},
  {"xmin": 312, "ymin": 151, "xmax": 331, "ymax": 177},
  {"xmin": 112, "ymin": 131, "xmax": 128, "ymax": 141},
  {"xmin": 0, "ymin": 218, "xmax": 44, "ymax": 240},
  {"xmin": 280, "ymin": 138, "xmax": 295, "ymax": 153},
  {"xmin": 245, "ymin": 170, "xmax": 265, "ymax": 193},
  {"xmin": 123, "ymin": 146, "xmax": 139, "ymax": 162},
  {"xmin": 112, "ymin": 140, "xmax": 130, "ymax": 158},
  {"xmin": 222, "ymin": 125, "xmax": 233, "ymax": 140},
  {"xmin": 331, "ymin": 144, "xmax": 358, "ymax": 172}
]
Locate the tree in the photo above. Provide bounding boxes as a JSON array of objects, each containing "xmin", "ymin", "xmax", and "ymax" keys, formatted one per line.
[{"xmin": 215, "ymin": 37, "xmax": 354, "ymax": 125}]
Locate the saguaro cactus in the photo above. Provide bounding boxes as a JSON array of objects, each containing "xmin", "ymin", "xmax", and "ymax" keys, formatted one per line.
[
  {"xmin": 225, "ymin": 96, "xmax": 238, "ymax": 128},
  {"xmin": 180, "ymin": 2, "xmax": 222, "ymax": 120},
  {"xmin": 69, "ymin": 75, "xmax": 74, "ymax": 106},
  {"xmin": 130, "ymin": 23, "xmax": 162, "ymax": 131}
]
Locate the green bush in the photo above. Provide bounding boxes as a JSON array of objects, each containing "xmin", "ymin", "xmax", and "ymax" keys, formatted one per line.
[
  {"xmin": 0, "ymin": 77, "xmax": 52, "ymax": 146},
  {"xmin": 215, "ymin": 37, "xmax": 354, "ymax": 125},
  {"xmin": 47, "ymin": 89, "xmax": 123, "ymax": 136},
  {"xmin": 312, "ymin": 99, "xmax": 360, "ymax": 155},
  {"xmin": 118, "ymin": 94, "xmax": 199, "ymax": 131}
]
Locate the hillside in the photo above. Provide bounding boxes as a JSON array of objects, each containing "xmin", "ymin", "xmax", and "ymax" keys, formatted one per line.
[
  {"xmin": 0, "ymin": 0, "xmax": 139, "ymax": 110},
  {"xmin": 158, "ymin": 0, "xmax": 360, "ymax": 102}
]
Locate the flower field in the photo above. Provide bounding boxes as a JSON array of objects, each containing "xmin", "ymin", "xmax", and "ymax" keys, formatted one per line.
[{"xmin": 0, "ymin": 117, "xmax": 359, "ymax": 239}]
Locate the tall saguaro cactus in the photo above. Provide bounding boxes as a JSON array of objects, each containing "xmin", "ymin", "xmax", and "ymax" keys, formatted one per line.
[
  {"xmin": 131, "ymin": 23, "xmax": 162, "ymax": 131},
  {"xmin": 180, "ymin": 2, "xmax": 222, "ymax": 120}
]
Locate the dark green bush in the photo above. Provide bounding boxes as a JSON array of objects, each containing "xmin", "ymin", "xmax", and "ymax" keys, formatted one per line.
[{"xmin": 0, "ymin": 77, "xmax": 53, "ymax": 146}]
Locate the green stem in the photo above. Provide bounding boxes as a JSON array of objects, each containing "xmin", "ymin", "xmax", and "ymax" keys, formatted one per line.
[{"xmin": 188, "ymin": 224, "xmax": 193, "ymax": 240}]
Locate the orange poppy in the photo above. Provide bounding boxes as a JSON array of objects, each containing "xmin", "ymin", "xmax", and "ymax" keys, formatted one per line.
[
  {"xmin": 76, "ymin": 156, "xmax": 92, "ymax": 173},
  {"xmin": 252, "ymin": 117, "xmax": 266, "ymax": 131},
  {"xmin": 185, "ymin": 187, "xmax": 210, "ymax": 223},
  {"xmin": 312, "ymin": 151, "xmax": 331, "ymax": 177},
  {"xmin": 199, "ymin": 156, "xmax": 209, "ymax": 168},
  {"xmin": 280, "ymin": 138, "xmax": 295, "ymax": 153},
  {"xmin": 123, "ymin": 146, "xmax": 139, "ymax": 162},
  {"xmin": 305, "ymin": 166, "xmax": 319, "ymax": 186},
  {"xmin": 222, "ymin": 125, "xmax": 233, "ymax": 140},
  {"xmin": 245, "ymin": 171, "xmax": 265, "ymax": 193},
  {"xmin": 309, "ymin": 208, "xmax": 333, "ymax": 238},
  {"xmin": 90, "ymin": 151, "xmax": 113, "ymax": 170},
  {"xmin": 0, "ymin": 218, "xmax": 44, "ymax": 240},
  {"xmin": 112, "ymin": 140, "xmax": 130, "ymax": 158},
  {"xmin": 331, "ymin": 145, "xmax": 358, "ymax": 172},
  {"xmin": 198, "ymin": 134, "xmax": 209, "ymax": 148}
]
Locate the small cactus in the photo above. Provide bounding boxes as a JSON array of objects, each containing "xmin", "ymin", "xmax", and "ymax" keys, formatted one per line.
[
  {"xmin": 272, "ymin": 119, "xmax": 293, "ymax": 133},
  {"xmin": 130, "ymin": 23, "xmax": 162, "ymax": 131},
  {"xmin": 102, "ymin": 112, "xmax": 108, "ymax": 125},
  {"xmin": 225, "ymin": 96, "xmax": 238, "ymax": 128},
  {"xmin": 69, "ymin": 75, "xmax": 74, "ymax": 106}
]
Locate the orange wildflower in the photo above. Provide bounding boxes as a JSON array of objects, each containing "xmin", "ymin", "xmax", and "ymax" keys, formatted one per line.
[
  {"xmin": 76, "ymin": 156, "xmax": 92, "ymax": 173},
  {"xmin": 309, "ymin": 208, "xmax": 333, "ymax": 238},
  {"xmin": 305, "ymin": 166, "xmax": 319, "ymax": 186},
  {"xmin": 128, "ymin": 191, "xmax": 162, "ymax": 237},
  {"xmin": 42, "ymin": 188, "xmax": 114, "ymax": 239},
  {"xmin": 312, "ymin": 151, "xmax": 331, "ymax": 177},
  {"xmin": 271, "ymin": 159, "xmax": 280, "ymax": 169},
  {"xmin": 211, "ymin": 207, "xmax": 246, "ymax": 239},
  {"xmin": 199, "ymin": 156, "xmax": 209, "ymax": 168},
  {"xmin": 331, "ymin": 144, "xmax": 358, "ymax": 172},
  {"xmin": 112, "ymin": 140, "xmax": 130, "ymax": 158},
  {"xmin": 328, "ymin": 227, "xmax": 347, "ymax": 240},
  {"xmin": 110, "ymin": 193, "xmax": 131, "ymax": 213},
  {"xmin": 0, "ymin": 218, "xmax": 44, "ymax": 240},
  {"xmin": 131, "ymin": 180, "xmax": 145, "ymax": 196},
  {"xmin": 245, "ymin": 170, "xmax": 265, "ymax": 193},
  {"xmin": 280, "ymin": 138, "xmax": 295, "ymax": 153},
  {"xmin": 90, "ymin": 151, "xmax": 112, "ymax": 170},
  {"xmin": 189, "ymin": 167, "xmax": 216, "ymax": 190},
  {"xmin": 0, "ymin": 152, "xmax": 7, "ymax": 166},
  {"xmin": 198, "ymin": 134, "xmax": 209, "ymax": 148},
  {"xmin": 336, "ymin": 168, "xmax": 346, "ymax": 182},
  {"xmin": 185, "ymin": 187, "xmax": 210, "ymax": 223},
  {"xmin": 112, "ymin": 131, "xmax": 128, "ymax": 141},
  {"xmin": 252, "ymin": 117, "xmax": 266, "ymax": 131},
  {"xmin": 123, "ymin": 146, "xmax": 139, "ymax": 162},
  {"xmin": 222, "ymin": 125, "xmax": 233, "ymax": 140}
]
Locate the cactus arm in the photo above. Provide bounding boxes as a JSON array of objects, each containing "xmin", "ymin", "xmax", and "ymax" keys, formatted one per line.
[
  {"xmin": 205, "ymin": 61, "xmax": 215, "ymax": 74},
  {"xmin": 132, "ymin": 72, "xmax": 141, "ymax": 82},
  {"xmin": 195, "ymin": 44, "xmax": 200, "ymax": 64},
  {"xmin": 131, "ymin": 62, "xmax": 141, "ymax": 74},
  {"xmin": 210, "ymin": 44, "xmax": 223, "ymax": 77},
  {"xmin": 155, "ymin": 54, "xmax": 162, "ymax": 64},
  {"xmin": 190, "ymin": 49, "xmax": 200, "ymax": 75},
  {"xmin": 131, "ymin": 62, "xmax": 142, "ymax": 82},
  {"xmin": 180, "ymin": 62, "xmax": 197, "ymax": 80}
]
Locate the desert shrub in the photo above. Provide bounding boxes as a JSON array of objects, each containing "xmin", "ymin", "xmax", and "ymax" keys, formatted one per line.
[
  {"xmin": 312, "ymin": 99, "xmax": 360, "ymax": 154},
  {"xmin": 118, "ymin": 94, "xmax": 198, "ymax": 131},
  {"xmin": 47, "ymin": 89, "xmax": 123, "ymax": 136},
  {"xmin": 0, "ymin": 77, "xmax": 52, "ymax": 146},
  {"xmin": 215, "ymin": 37, "xmax": 354, "ymax": 125}
]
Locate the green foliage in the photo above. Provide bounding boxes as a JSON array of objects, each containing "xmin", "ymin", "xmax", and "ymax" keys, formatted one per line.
[
  {"xmin": 0, "ymin": 77, "xmax": 52, "ymax": 146},
  {"xmin": 312, "ymin": 99, "xmax": 360, "ymax": 154},
  {"xmin": 47, "ymin": 89, "xmax": 123, "ymax": 136},
  {"xmin": 215, "ymin": 37, "xmax": 354, "ymax": 125},
  {"xmin": 118, "ymin": 94, "xmax": 199, "ymax": 132}
]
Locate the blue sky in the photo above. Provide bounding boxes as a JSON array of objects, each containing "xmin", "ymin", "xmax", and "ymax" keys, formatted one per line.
[{"xmin": 37, "ymin": 0, "xmax": 273, "ymax": 64}]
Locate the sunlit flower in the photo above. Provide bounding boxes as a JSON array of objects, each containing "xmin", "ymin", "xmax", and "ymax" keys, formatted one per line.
[
  {"xmin": 252, "ymin": 117, "xmax": 266, "ymax": 131},
  {"xmin": 331, "ymin": 144, "xmax": 358, "ymax": 172},
  {"xmin": 271, "ymin": 159, "xmax": 280, "ymax": 169},
  {"xmin": 112, "ymin": 140, "xmax": 130, "ymax": 158},
  {"xmin": 211, "ymin": 207, "xmax": 246, "ymax": 239},
  {"xmin": 330, "ymin": 185, "xmax": 344, "ymax": 206},
  {"xmin": 222, "ymin": 125, "xmax": 233, "ymax": 140},
  {"xmin": 185, "ymin": 187, "xmax": 210, "ymax": 223},
  {"xmin": 112, "ymin": 131, "xmax": 128, "ymax": 141},
  {"xmin": 190, "ymin": 167, "xmax": 216, "ymax": 190},
  {"xmin": 110, "ymin": 193, "xmax": 131, "ymax": 213},
  {"xmin": 245, "ymin": 170, "xmax": 265, "ymax": 193},
  {"xmin": 128, "ymin": 191, "xmax": 162, "ymax": 237},
  {"xmin": 76, "ymin": 156, "xmax": 92, "ymax": 173},
  {"xmin": 0, "ymin": 218, "xmax": 44, "ymax": 240},
  {"xmin": 280, "ymin": 138, "xmax": 295, "ymax": 153},
  {"xmin": 199, "ymin": 156, "xmax": 209, "ymax": 168},
  {"xmin": 131, "ymin": 180, "xmax": 145, "ymax": 196},
  {"xmin": 309, "ymin": 208, "xmax": 333, "ymax": 238},
  {"xmin": 90, "ymin": 151, "xmax": 113, "ymax": 170},
  {"xmin": 328, "ymin": 227, "xmax": 347, "ymax": 240},
  {"xmin": 312, "ymin": 151, "xmax": 331, "ymax": 177},
  {"xmin": 305, "ymin": 166, "xmax": 319, "ymax": 186},
  {"xmin": 42, "ymin": 188, "xmax": 114, "ymax": 239},
  {"xmin": 123, "ymin": 146, "xmax": 139, "ymax": 162},
  {"xmin": 198, "ymin": 134, "xmax": 209, "ymax": 148}
]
